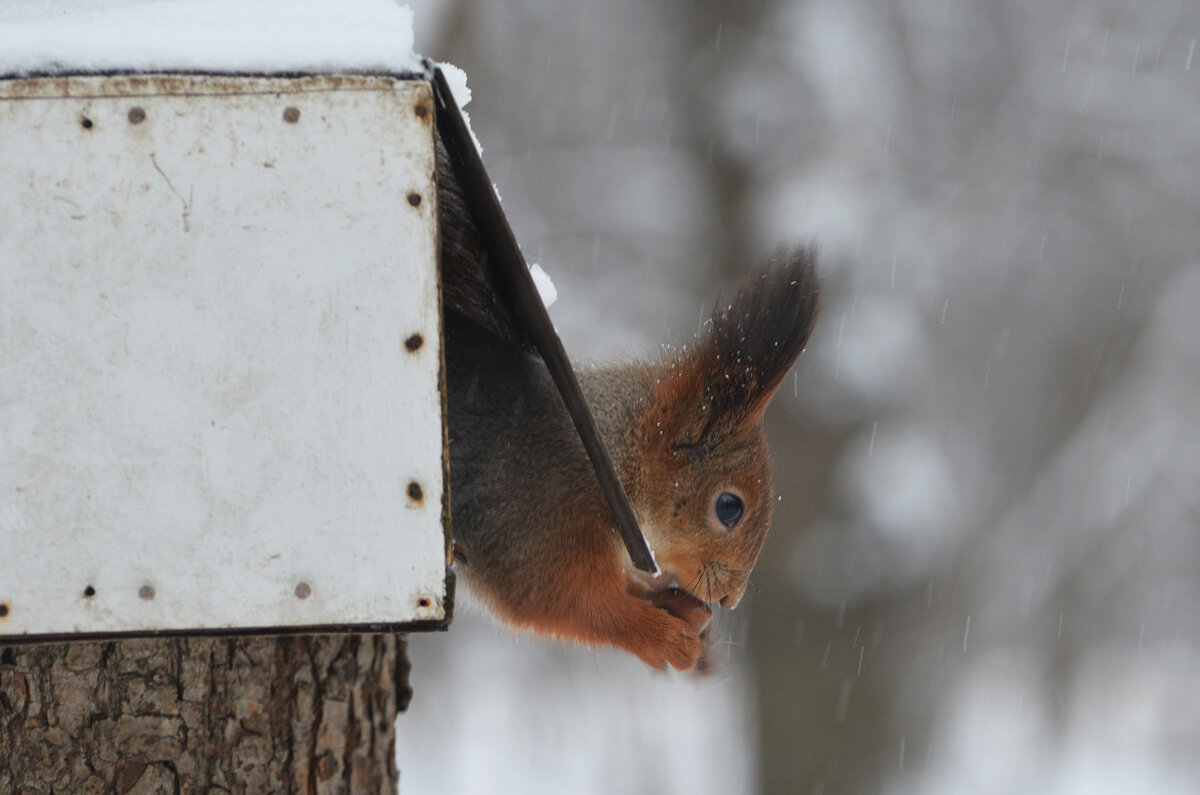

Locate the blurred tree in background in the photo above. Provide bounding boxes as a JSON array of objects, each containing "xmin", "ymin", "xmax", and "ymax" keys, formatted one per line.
[{"xmin": 400, "ymin": 1, "xmax": 1200, "ymax": 792}]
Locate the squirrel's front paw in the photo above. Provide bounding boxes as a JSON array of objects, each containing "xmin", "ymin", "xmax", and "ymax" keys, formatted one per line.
[{"xmin": 630, "ymin": 610, "xmax": 704, "ymax": 672}]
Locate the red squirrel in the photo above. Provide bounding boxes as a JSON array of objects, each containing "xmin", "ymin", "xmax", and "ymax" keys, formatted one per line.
[{"xmin": 439, "ymin": 143, "xmax": 819, "ymax": 672}]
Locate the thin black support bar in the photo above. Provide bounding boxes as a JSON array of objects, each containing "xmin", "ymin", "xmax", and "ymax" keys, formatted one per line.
[{"xmin": 430, "ymin": 65, "xmax": 657, "ymax": 574}]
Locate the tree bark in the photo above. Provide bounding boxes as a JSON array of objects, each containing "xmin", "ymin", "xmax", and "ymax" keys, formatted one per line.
[{"xmin": 0, "ymin": 634, "xmax": 410, "ymax": 794}]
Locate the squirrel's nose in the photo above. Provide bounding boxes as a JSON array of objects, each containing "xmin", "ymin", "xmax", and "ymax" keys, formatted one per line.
[
  {"xmin": 715, "ymin": 574, "xmax": 744, "ymax": 610},
  {"xmin": 719, "ymin": 581, "xmax": 747, "ymax": 609}
]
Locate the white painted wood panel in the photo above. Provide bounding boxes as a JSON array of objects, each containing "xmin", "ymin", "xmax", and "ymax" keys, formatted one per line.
[{"xmin": 0, "ymin": 74, "xmax": 447, "ymax": 638}]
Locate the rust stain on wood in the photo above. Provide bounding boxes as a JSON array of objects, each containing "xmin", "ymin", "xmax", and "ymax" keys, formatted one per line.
[{"xmin": 0, "ymin": 73, "xmax": 425, "ymax": 101}]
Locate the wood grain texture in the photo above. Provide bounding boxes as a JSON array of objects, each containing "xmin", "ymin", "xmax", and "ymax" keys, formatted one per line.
[{"xmin": 0, "ymin": 634, "xmax": 409, "ymax": 794}]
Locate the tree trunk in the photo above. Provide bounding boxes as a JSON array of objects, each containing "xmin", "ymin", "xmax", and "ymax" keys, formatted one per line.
[{"xmin": 0, "ymin": 634, "xmax": 410, "ymax": 794}]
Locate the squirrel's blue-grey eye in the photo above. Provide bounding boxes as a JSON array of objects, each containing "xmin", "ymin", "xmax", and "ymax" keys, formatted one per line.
[{"xmin": 714, "ymin": 492, "xmax": 744, "ymax": 529}]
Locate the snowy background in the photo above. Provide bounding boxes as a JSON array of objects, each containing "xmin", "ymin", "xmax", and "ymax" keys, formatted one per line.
[{"xmin": 398, "ymin": 1, "xmax": 1200, "ymax": 793}]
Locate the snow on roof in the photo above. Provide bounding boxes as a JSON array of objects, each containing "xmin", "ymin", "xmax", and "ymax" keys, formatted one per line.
[{"xmin": 0, "ymin": 0, "xmax": 420, "ymax": 77}]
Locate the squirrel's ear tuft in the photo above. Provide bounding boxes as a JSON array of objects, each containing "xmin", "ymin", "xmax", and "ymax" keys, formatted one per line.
[{"xmin": 669, "ymin": 248, "xmax": 819, "ymax": 445}]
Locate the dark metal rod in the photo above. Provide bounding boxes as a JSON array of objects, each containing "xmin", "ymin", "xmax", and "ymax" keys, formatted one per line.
[{"xmin": 430, "ymin": 65, "xmax": 657, "ymax": 573}]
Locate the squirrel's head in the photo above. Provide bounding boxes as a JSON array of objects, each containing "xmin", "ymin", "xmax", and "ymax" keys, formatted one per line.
[{"xmin": 628, "ymin": 249, "xmax": 819, "ymax": 613}]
